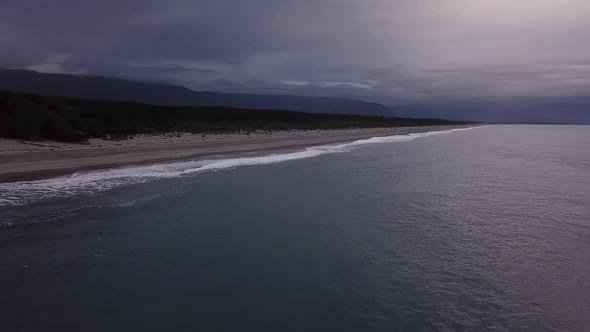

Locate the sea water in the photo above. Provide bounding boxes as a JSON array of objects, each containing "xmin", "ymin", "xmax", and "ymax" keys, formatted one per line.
[{"xmin": 1, "ymin": 125, "xmax": 589, "ymax": 331}]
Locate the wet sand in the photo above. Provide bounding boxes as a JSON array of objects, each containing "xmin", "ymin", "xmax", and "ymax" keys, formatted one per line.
[{"xmin": 0, "ymin": 125, "xmax": 474, "ymax": 183}]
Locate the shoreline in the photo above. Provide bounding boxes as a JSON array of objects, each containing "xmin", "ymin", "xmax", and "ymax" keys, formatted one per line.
[{"xmin": 0, "ymin": 125, "xmax": 476, "ymax": 184}]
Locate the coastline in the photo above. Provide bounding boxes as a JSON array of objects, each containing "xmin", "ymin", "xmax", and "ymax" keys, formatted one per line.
[{"xmin": 0, "ymin": 125, "xmax": 475, "ymax": 183}]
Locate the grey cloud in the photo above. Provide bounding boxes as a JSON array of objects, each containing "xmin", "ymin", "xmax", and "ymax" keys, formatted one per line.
[{"xmin": 1, "ymin": 0, "xmax": 590, "ymax": 102}]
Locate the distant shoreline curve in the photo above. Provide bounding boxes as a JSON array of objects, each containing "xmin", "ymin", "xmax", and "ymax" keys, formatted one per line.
[{"xmin": 0, "ymin": 125, "xmax": 477, "ymax": 184}]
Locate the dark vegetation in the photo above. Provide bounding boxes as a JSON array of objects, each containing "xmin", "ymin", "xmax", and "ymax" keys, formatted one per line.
[{"xmin": 0, "ymin": 91, "xmax": 472, "ymax": 142}]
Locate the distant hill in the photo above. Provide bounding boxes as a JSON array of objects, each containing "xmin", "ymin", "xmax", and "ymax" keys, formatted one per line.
[
  {"xmin": 0, "ymin": 70, "xmax": 392, "ymax": 117},
  {"xmin": 390, "ymin": 97, "xmax": 590, "ymax": 124}
]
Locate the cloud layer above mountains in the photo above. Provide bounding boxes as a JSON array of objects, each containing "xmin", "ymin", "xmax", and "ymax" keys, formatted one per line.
[{"xmin": 2, "ymin": 0, "xmax": 590, "ymax": 102}]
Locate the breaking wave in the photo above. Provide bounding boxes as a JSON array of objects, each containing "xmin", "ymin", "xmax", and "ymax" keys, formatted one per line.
[{"xmin": 0, "ymin": 127, "xmax": 478, "ymax": 207}]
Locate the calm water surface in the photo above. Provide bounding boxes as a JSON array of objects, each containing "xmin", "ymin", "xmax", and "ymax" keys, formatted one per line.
[{"xmin": 1, "ymin": 125, "xmax": 589, "ymax": 331}]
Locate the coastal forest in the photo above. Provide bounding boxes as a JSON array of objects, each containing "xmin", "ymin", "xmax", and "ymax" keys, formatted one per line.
[{"xmin": 0, "ymin": 91, "xmax": 471, "ymax": 143}]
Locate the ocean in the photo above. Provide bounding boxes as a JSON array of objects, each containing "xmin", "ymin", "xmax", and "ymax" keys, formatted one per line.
[{"xmin": 1, "ymin": 125, "xmax": 589, "ymax": 331}]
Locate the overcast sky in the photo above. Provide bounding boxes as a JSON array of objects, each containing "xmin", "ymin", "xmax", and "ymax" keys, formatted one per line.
[{"xmin": 1, "ymin": 0, "xmax": 590, "ymax": 103}]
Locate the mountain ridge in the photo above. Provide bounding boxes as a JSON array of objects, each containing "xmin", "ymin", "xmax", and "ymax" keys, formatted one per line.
[{"xmin": 0, "ymin": 70, "xmax": 392, "ymax": 117}]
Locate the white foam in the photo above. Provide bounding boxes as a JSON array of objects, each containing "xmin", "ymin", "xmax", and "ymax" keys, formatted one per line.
[{"xmin": 0, "ymin": 127, "xmax": 479, "ymax": 207}]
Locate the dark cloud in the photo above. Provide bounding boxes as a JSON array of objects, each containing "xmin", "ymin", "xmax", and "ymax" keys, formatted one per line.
[{"xmin": 1, "ymin": 0, "xmax": 590, "ymax": 102}]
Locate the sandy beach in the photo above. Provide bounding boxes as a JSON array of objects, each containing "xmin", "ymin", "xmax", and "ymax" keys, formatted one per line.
[{"xmin": 0, "ymin": 125, "xmax": 474, "ymax": 183}]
